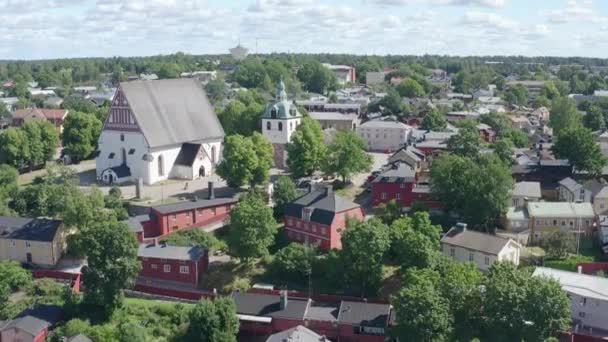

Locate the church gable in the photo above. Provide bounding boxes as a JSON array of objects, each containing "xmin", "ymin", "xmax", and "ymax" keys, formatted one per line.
[{"xmin": 103, "ymin": 87, "xmax": 142, "ymax": 133}]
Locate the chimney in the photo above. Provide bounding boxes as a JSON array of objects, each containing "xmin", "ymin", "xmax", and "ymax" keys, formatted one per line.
[
  {"xmin": 208, "ymin": 181, "xmax": 215, "ymax": 200},
  {"xmin": 456, "ymin": 222, "xmax": 467, "ymax": 231},
  {"xmin": 325, "ymin": 185, "xmax": 333, "ymax": 196},
  {"xmin": 280, "ymin": 290, "xmax": 288, "ymax": 310},
  {"xmin": 578, "ymin": 265, "xmax": 583, "ymax": 274}
]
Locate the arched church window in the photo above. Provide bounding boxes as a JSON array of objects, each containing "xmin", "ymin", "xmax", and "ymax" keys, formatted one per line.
[
  {"xmin": 279, "ymin": 122, "xmax": 283, "ymax": 131},
  {"xmin": 267, "ymin": 121, "xmax": 271, "ymax": 130}
]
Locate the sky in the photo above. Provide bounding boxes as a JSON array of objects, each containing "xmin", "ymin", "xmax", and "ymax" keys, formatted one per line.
[{"xmin": 1, "ymin": 0, "xmax": 607, "ymax": 60}]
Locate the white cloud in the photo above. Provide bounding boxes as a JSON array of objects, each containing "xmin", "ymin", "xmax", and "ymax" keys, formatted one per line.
[
  {"xmin": 545, "ymin": 0, "xmax": 607, "ymax": 24},
  {"xmin": 461, "ymin": 11, "xmax": 517, "ymax": 30},
  {"xmin": 373, "ymin": 0, "xmax": 506, "ymax": 8}
]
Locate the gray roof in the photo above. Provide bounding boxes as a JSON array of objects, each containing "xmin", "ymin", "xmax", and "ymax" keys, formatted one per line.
[
  {"xmin": 558, "ymin": 177, "xmax": 581, "ymax": 193},
  {"xmin": 374, "ymin": 162, "xmax": 416, "ymax": 183},
  {"xmin": 152, "ymin": 197, "xmax": 237, "ymax": 215},
  {"xmin": 137, "ymin": 243, "xmax": 206, "ymax": 261},
  {"xmin": 124, "ymin": 215, "xmax": 150, "ymax": 233},
  {"xmin": 309, "ymin": 112, "xmax": 358, "ymax": 121},
  {"xmin": 0, "ymin": 217, "xmax": 62, "ymax": 242},
  {"xmin": 533, "ymin": 267, "xmax": 608, "ymax": 301},
  {"xmin": 266, "ymin": 325, "xmax": 330, "ymax": 342},
  {"xmin": 284, "ymin": 187, "xmax": 360, "ymax": 225},
  {"xmin": 337, "ymin": 301, "xmax": 391, "ymax": 328},
  {"xmin": 512, "ymin": 181, "xmax": 541, "ymax": 199},
  {"xmin": 173, "ymin": 143, "xmax": 201, "ymax": 166},
  {"xmin": 424, "ymin": 131, "xmax": 456, "ymax": 141},
  {"xmin": 388, "ymin": 146, "xmax": 424, "ymax": 165},
  {"xmin": 120, "ymin": 79, "xmax": 224, "ymax": 148},
  {"xmin": 305, "ymin": 302, "xmax": 339, "ymax": 322},
  {"xmin": 583, "ymin": 179, "xmax": 607, "ymax": 196},
  {"xmin": 440, "ymin": 227, "xmax": 518, "ymax": 255},
  {"xmin": 359, "ymin": 120, "xmax": 410, "ymax": 129},
  {"xmin": 233, "ymin": 292, "xmax": 309, "ymax": 320},
  {"xmin": 526, "ymin": 201, "xmax": 595, "ymax": 218},
  {"xmin": 4, "ymin": 305, "xmax": 62, "ymax": 336}
]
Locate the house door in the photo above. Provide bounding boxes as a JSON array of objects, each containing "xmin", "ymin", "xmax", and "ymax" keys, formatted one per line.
[
  {"xmin": 199, "ymin": 166, "xmax": 206, "ymax": 178},
  {"xmin": 26, "ymin": 253, "xmax": 32, "ymax": 263}
]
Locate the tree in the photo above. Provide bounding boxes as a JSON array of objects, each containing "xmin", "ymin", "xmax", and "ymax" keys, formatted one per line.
[
  {"xmin": 503, "ymin": 129, "xmax": 529, "ymax": 148},
  {"xmin": 62, "ymin": 112, "xmax": 103, "ymax": 160},
  {"xmin": 484, "ymin": 262, "xmax": 571, "ymax": 341},
  {"xmin": 80, "ymin": 218, "xmax": 140, "ymax": 317},
  {"xmin": 420, "ymin": 108, "xmax": 447, "ymax": 131},
  {"xmin": 23, "ymin": 120, "xmax": 59, "ymax": 167},
  {"xmin": 63, "ymin": 187, "xmax": 106, "ymax": 235},
  {"xmin": 583, "ymin": 105, "xmax": 606, "ymax": 131},
  {"xmin": 493, "ymin": 138, "xmax": 514, "ymax": 164},
  {"xmin": 297, "ymin": 60, "xmax": 337, "ymax": 94},
  {"xmin": 286, "ymin": 117, "xmax": 327, "ymax": 178},
  {"xmin": 111, "ymin": 65, "xmax": 126, "ymax": 86},
  {"xmin": 218, "ymin": 98, "xmax": 264, "ymax": 136},
  {"xmin": 550, "ymin": 97, "xmax": 581, "ymax": 135},
  {"xmin": 542, "ymin": 231, "xmax": 575, "ymax": 259},
  {"xmin": 341, "ymin": 219, "xmax": 390, "ymax": 296},
  {"xmin": 392, "ymin": 268, "xmax": 453, "ymax": 342},
  {"xmin": 368, "ymin": 88, "xmax": 408, "ymax": 116},
  {"xmin": 376, "ymin": 199, "xmax": 403, "ymax": 225},
  {"xmin": 504, "ymin": 84, "xmax": 528, "ymax": 106},
  {"xmin": 397, "ymin": 78, "xmax": 426, "ymax": 98},
  {"xmin": 434, "ymin": 258, "xmax": 484, "ymax": 341},
  {"xmin": 541, "ymin": 81, "xmax": 561, "ymax": 100},
  {"xmin": 0, "ymin": 260, "xmax": 33, "ymax": 290},
  {"xmin": 157, "ymin": 63, "xmax": 181, "ymax": 79},
  {"xmin": 0, "ymin": 127, "xmax": 28, "ymax": 168},
  {"xmin": 250, "ymin": 132, "xmax": 274, "ymax": 186},
  {"xmin": 228, "ymin": 193, "xmax": 277, "ymax": 262},
  {"xmin": 534, "ymin": 95, "xmax": 551, "ymax": 109},
  {"xmin": 217, "ymin": 134, "xmax": 273, "ymax": 188},
  {"xmin": 63, "ymin": 95, "xmax": 97, "ymax": 113},
  {"xmin": 391, "ymin": 212, "xmax": 442, "ymax": 270},
  {"xmin": 447, "ymin": 120, "xmax": 483, "ymax": 158},
  {"xmin": 205, "ymin": 79, "xmax": 228, "ymax": 105},
  {"xmin": 272, "ymin": 176, "xmax": 298, "ymax": 218},
  {"xmin": 272, "ymin": 243, "xmax": 316, "ymax": 284},
  {"xmin": 233, "ymin": 59, "xmax": 272, "ymax": 90},
  {"xmin": 553, "ymin": 125, "xmax": 606, "ymax": 175},
  {"xmin": 322, "ymin": 131, "xmax": 372, "ymax": 183},
  {"xmin": 188, "ymin": 298, "xmax": 239, "ymax": 342},
  {"xmin": 430, "ymin": 154, "xmax": 512, "ymax": 227}
]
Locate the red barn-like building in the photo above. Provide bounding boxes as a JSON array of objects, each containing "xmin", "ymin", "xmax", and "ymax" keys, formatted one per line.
[
  {"xmin": 125, "ymin": 182, "xmax": 237, "ymax": 242},
  {"xmin": 284, "ymin": 186, "xmax": 364, "ymax": 251},
  {"xmin": 372, "ymin": 162, "xmax": 440, "ymax": 209},
  {"xmin": 138, "ymin": 242, "xmax": 208, "ymax": 286}
]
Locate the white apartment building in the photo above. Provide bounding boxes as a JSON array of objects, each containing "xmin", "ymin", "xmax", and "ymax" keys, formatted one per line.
[{"xmin": 357, "ymin": 120, "xmax": 412, "ymax": 152}]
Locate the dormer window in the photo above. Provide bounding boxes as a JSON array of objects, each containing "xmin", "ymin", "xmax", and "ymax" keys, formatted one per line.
[
  {"xmin": 290, "ymin": 108, "xmax": 296, "ymax": 116},
  {"xmin": 271, "ymin": 107, "xmax": 277, "ymax": 119},
  {"xmin": 302, "ymin": 208, "xmax": 313, "ymax": 221}
]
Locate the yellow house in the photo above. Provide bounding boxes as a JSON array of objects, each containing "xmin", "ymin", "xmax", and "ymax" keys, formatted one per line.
[{"xmin": 0, "ymin": 217, "xmax": 68, "ymax": 267}]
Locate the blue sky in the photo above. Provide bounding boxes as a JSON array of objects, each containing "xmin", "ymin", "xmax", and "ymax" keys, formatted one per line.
[{"xmin": 1, "ymin": 0, "xmax": 607, "ymax": 60}]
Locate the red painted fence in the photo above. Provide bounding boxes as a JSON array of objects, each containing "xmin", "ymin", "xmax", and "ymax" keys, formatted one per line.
[{"xmin": 32, "ymin": 270, "xmax": 81, "ymax": 293}]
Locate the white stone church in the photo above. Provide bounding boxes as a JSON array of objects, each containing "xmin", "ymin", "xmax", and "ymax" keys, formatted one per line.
[{"xmin": 95, "ymin": 78, "xmax": 225, "ymax": 185}]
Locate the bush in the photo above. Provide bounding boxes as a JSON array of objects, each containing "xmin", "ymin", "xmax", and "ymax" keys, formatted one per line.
[
  {"xmin": 0, "ymin": 261, "xmax": 32, "ymax": 290},
  {"xmin": 544, "ymin": 254, "xmax": 594, "ymax": 272},
  {"xmin": 164, "ymin": 229, "xmax": 227, "ymax": 251},
  {"xmin": 271, "ymin": 243, "xmax": 316, "ymax": 284}
]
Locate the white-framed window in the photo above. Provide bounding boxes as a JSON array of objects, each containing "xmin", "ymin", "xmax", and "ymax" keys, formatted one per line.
[
  {"xmin": 484, "ymin": 256, "xmax": 490, "ymax": 265},
  {"xmin": 321, "ymin": 227, "xmax": 327, "ymax": 235},
  {"xmin": 304, "ymin": 223, "xmax": 309, "ymax": 231},
  {"xmin": 400, "ymin": 183, "xmax": 406, "ymax": 189},
  {"xmin": 450, "ymin": 248, "xmax": 455, "ymax": 257},
  {"xmin": 396, "ymin": 193, "xmax": 401, "ymax": 200},
  {"xmin": 151, "ymin": 264, "xmax": 158, "ymax": 270},
  {"xmin": 312, "ymin": 225, "xmax": 317, "ymax": 232},
  {"xmin": 179, "ymin": 266, "xmax": 189, "ymax": 274},
  {"xmin": 163, "ymin": 265, "xmax": 171, "ymax": 273},
  {"xmin": 25, "ymin": 241, "xmax": 31, "ymax": 248},
  {"xmin": 469, "ymin": 252, "xmax": 474, "ymax": 262},
  {"xmin": 381, "ymin": 192, "xmax": 387, "ymax": 200}
]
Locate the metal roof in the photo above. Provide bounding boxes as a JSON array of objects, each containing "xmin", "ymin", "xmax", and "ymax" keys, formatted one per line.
[
  {"xmin": 512, "ymin": 181, "xmax": 542, "ymax": 199},
  {"xmin": 266, "ymin": 325, "xmax": 330, "ymax": 342},
  {"xmin": 526, "ymin": 201, "xmax": 595, "ymax": 218},
  {"xmin": 152, "ymin": 197, "xmax": 237, "ymax": 215},
  {"xmin": 533, "ymin": 267, "xmax": 608, "ymax": 301},
  {"xmin": 119, "ymin": 79, "xmax": 224, "ymax": 148},
  {"xmin": 284, "ymin": 187, "xmax": 360, "ymax": 225},
  {"xmin": 336, "ymin": 301, "xmax": 391, "ymax": 328},
  {"xmin": 309, "ymin": 112, "xmax": 358, "ymax": 121},
  {"xmin": 137, "ymin": 243, "xmax": 205, "ymax": 261},
  {"xmin": 233, "ymin": 292, "xmax": 309, "ymax": 320}
]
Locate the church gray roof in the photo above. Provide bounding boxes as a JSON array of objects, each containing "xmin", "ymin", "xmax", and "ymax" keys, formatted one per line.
[{"xmin": 120, "ymin": 79, "xmax": 224, "ymax": 148}]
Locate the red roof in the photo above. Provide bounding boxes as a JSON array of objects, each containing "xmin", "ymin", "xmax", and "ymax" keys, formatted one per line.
[{"xmin": 12, "ymin": 108, "xmax": 68, "ymax": 120}]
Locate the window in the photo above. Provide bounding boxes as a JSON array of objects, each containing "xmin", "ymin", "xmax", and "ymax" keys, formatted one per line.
[
  {"xmin": 267, "ymin": 121, "xmax": 271, "ymax": 130},
  {"xmin": 163, "ymin": 265, "xmax": 171, "ymax": 273},
  {"xmin": 485, "ymin": 256, "xmax": 490, "ymax": 265},
  {"xmin": 211, "ymin": 145, "xmax": 217, "ymax": 163},
  {"xmin": 179, "ymin": 266, "xmax": 189, "ymax": 274},
  {"xmin": 303, "ymin": 208, "xmax": 313, "ymax": 221},
  {"xmin": 120, "ymin": 133, "xmax": 124, "ymax": 141},
  {"xmin": 513, "ymin": 198, "xmax": 519, "ymax": 206},
  {"xmin": 312, "ymin": 224, "xmax": 317, "ymax": 232},
  {"xmin": 553, "ymin": 220, "xmax": 557, "ymax": 225},
  {"xmin": 304, "ymin": 223, "xmax": 309, "ymax": 231},
  {"xmin": 396, "ymin": 193, "xmax": 401, "ymax": 200},
  {"xmin": 296, "ymin": 221, "xmax": 301, "ymax": 228},
  {"xmin": 151, "ymin": 264, "xmax": 158, "ymax": 270},
  {"xmin": 469, "ymin": 252, "xmax": 474, "ymax": 262},
  {"xmin": 582, "ymin": 297, "xmax": 587, "ymax": 306},
  {"xmin": 321, "ymin": 227, "xmax": 327, "ymax": 235},
  {"xmin": 158, "ymin": 154, "xmax": 164, "ymax": 176},
  {"xmin": 25, "ymin": 241, "xmax": 31, "ymax": 248},
  {"xmin": 381, "ymin": 192, "xmax": 387, "ymax": 200},
  {"xmin": 579, "ymin": 312, "xmax": 586, "ymax": 318},
  {"xmin": 278, "ymin": 122, "xmax": 283, "ymax": 131},
  {"xmin": 108, "ymin": 152, "xmax": 115, "ymax": 159},
  {"xmin": 128, "ymin": 148, "xmax": 135, "ymax": 155},
  {"xmin": 450, "ymin": 248, "xmax": 455, "ymax": 257}
]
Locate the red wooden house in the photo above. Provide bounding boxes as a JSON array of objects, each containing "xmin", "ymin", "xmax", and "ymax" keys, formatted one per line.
[
  {"xmin": 138, "ymin": 242, "xmax": 208, "ymax": 286},
  {"xmin": 371, "ymin": 162, "xmax": 440, "ymax": 209},
  {"xmin": 11, "ymin": 108, "xmax": 69, "ymax": 132},
  {"xmin": 0, "ymin": 305, "xmax": 63, "ymax": 342},
  {"xmin": 283, "ymin": 186, "xmax": 364, "ymax": 251},
  {"xmin": 234, "ymin": 291, "xmax": 392, "ymax": 342},
  {"xmin": 125, "ymin": 182, "xmax": 237, "ymax": 242}
]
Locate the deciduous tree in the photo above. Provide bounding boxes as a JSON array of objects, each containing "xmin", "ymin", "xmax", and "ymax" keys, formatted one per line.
[
  {"xmin": 421, "ymin": 108, "xmax": 447, "ymax": 131},
  {"xmin": 322, "ymin": 131, "xmax": 372, "ymax": 183},
  {"xmin": 286, "ymin": 117, "xmax": 327, "ymax": 178},
  {"xmin": 550, "ymin": 97, "xmax": 581, "ymax": 135},
  {"xmin": 397, "ymin": 78, "xmax": 426, "ymax": 98},
  {"xmin": 447, "ymin": 120, "xmax": 483, "ymax": 158},
  {"xmin": 62, "ymin": 111, "xmax": 103, "ymax": 161},
  {"xmin": 217, "ymin": 134, "xmax": 273, "ymax": 188},
  {"xmin": 391, "ymin": 212, "xmax": 442, "ymax": 270},
  {"xmin": 188, "ymin": 298, "xmax": 239, "ymax": 342},
  {"xmin": 228, "ymin": 193, "xmax": 277, "ymax": 262},
  {"xmin": 272, "ymin": 176, "xmax": 298, "ymax": 218},
  {"xmin": 553, "ymin": 125, "xmax": 606, "ymax": 175}
]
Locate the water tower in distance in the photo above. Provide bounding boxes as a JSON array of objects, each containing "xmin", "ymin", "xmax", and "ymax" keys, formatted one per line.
[{"xmin": 229, "ymin": 43, "xmax": 249, "ymax": 60}]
